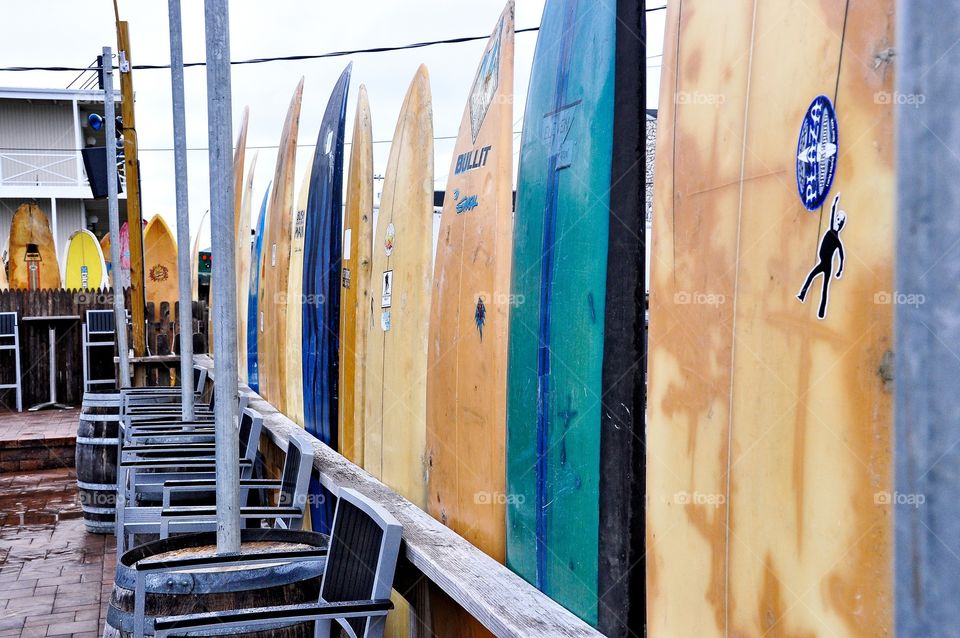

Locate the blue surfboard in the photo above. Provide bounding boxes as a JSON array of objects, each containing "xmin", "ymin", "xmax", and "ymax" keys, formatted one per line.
[
  {"xmin": 302, "ymin": 64, "xmax": 352, "ymax": 529},
  {"xmin": 247, "ymin": 184, "xmax": 270, "ymax": 391}
]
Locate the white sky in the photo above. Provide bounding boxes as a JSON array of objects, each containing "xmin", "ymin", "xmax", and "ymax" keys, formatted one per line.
[{"xmin": 2, "ymin": 1, "xmax": 665, "ymax": 246}]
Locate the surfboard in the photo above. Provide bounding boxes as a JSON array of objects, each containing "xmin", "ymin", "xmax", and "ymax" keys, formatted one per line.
[
  {"xmin": 427, "ymin": 0, "xmax": 513, "ymax": 576},
  {"xmin": 0, "ymin": 260, "xmax": 7, "ymax": 291},
  {"xmin": 100, "ymin": 221, "xmax": 132, "ymax": 289},
  {"xmin": 191, "ymin": 210, "xmax": 209, "ymax": 302},
  {"xmin": 338, "ymin": 84, "xmax": 374, "ymax": 466},
  {"xmin": 8, "ymin": 202, "xmax": 61, "ymax": 290},
  {"xmin": 237, "ymin": 151, "xmax": 258, "ymax": 383},
  {"xmin": 505, "ymin": 0, "xmax": 618, "ymax": 625},
  {"xmin": 646, "ymin": 1, "xmax": 894, "ymax": 636},
  {"xmin": 285, "ymin": 154, "xmax": 314, "ymax": 427},
  {"xmin": 363, "ymin": 65, "xmax": 433, "ymax": 508},
  {"xmin": 143, "ymin": 214, "xmax": 179, "ymax": 314},
  {"xmin": 259, "ymin": 78, "xmax": 304, "ymax": 413},
  {"xmin": 247, "ymin": 184, "xmax": 270, "ymax": 393},
  {"xmin": 63, "ymin": 229, "xmax": 107, "ymax": 291}
]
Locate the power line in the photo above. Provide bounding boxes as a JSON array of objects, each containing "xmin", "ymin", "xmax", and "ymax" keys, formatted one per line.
[{"xmin": 0, "ymin": 5, "xmax": 667, "ymax": 73}]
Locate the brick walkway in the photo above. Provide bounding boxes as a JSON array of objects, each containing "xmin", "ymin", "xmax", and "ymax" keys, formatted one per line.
[
  {"xmin": 0, "ymin": 410, "xmax": 78, "ymax": 474},
  {"xmin": 0, "ymin": 468, "xmax": 115, "ymax": 638}
]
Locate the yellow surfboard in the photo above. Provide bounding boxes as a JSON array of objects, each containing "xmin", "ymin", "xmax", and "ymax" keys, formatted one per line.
[
  {"xmin": 238, "ymin": 151, "xmax": 258, "ymax": 383},
  {"xmin": 646, "ymin": 1, "xmax": 894, "ymax": 636},
  {"xmin": 143, "ymin": 214, "xmax": 179, "ymax": 314},
  {"xmin": 363, "ymin": 65, "xmax": 433, "ymax": 508},
  {"xmin": 8, "ymin": 202, "xmax": 60, "ymax": 290},
  {"xmin": 338, "ymin": 85, "xmax": 374, "ymax": 465},
  {"xmin": 285, "ymin": 152, "xmax": 314, "ymax": 426},
  {"xmin": 259, "ymin": 78, "xmax": 304, "ymax": 412},
  {"xmin": 63, "ymin": 229, "xmax": 107, "ymax": 291}
]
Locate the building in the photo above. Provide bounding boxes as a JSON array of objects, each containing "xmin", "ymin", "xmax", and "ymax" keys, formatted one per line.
[{"xmin": 0, "ymin": 86, "xmax": 126, "ymax": 269}]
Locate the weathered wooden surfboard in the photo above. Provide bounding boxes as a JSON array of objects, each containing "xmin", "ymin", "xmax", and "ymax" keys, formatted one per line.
[
  {"xmin": 237, "ymin": 151, "xmax": 258, "ymax": 383},
  {"xmin": 247, "ymin": 184, "xmax": 270, "ymax": 393},
  {"xmin": 259, "ymin": 79, "xmax": 304, "ymax": 413},
  {"xmin": 505, "ymin": 0, "xmax": 626, "ymax": 626},
  {"xmin": 8, "ymin": 202, "xmax": 60, "ymax": 290},
  {"xmin": 338, "ymin": 84, "xmax": 374, "ymax": 467},
  {"xmin": 0, "ymin": 258, "xmax": 7, "ymax": 291},
  {"xmin": 363, "ymin": 65, "xmax": 433, "ymax": 507},
  {"xmin": 63, "ymin": 229, "xmax": 106, "ymax": 290},
  {"xmin": 143, "ymin": 214, "xmax": 178, "ymax": 315},
  {"xmin": 426, "ymin": 6, "xmax": 514, "ymax": 636},
  {"xmin": 285, "ymin": 154, "xmax": 313, "ymax": 427},
  {"xmin": 646, "ymin": 1, "xmax": 894, "ymax": 636}
]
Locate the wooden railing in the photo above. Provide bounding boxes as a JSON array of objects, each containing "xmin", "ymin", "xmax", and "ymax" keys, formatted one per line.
[{"xmin": 195, "ymin": 355, "xmax": 604, "ymax": 638}]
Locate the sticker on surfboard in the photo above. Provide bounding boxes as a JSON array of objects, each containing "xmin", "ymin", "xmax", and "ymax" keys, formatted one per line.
[
  {"xmin": 384, "ymin": 223, "xmax": 395, "ymax": 256},
  {"xmin": 796, "ymin": 95, "xmax": 839, "ymax": 211},
  {"xmin": 381, "ymin": 309, "xmax": 391, "ymax": 331},
  {"xmin": 469, "ymin": 15, "xmax": 504, "ymax": 142},
  {"xmin": 797, "ymin": 193, "xmax": 846, "ymax": 320},
  {"xmin": 475, "ymin": 296, "xmax": 486, "ymax": 340},
  {"xmin": 381, "ymin": 270, "xmax": 393, "ymax": 308}
]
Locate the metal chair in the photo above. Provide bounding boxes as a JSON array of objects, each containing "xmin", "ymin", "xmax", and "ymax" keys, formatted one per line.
[
  {"xmin": 0, "ymin": 312, "xmax": 23, "ymax": 412},
  {"xmin": 82, "ymin": 309, "xmax": 119, "ymax": 392},
  {"xmin": 148, "ymin": 487, "xmax": 401, "ymax": 638}
]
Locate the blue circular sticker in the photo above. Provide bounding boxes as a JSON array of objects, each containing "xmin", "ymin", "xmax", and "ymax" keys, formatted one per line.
[{"xmin": 796, "ymin": 95, "xmax": 839, "ymax": 211}]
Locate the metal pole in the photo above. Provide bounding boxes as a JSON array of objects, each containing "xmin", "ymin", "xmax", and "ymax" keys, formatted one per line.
[
  {"xmin": 168, "ymin": 0, "xmax": 194, "ymax": 420},
  {"xmin": 204, "ymin": 0, "xmax": 240, "ymax": 554},
  {"xmin": 103, "ymin": 47, "xmax": 130, "ymax": 387},
  {"xmin": 896, "ymin": 1, "xmax": 960, "ymax": 633}
]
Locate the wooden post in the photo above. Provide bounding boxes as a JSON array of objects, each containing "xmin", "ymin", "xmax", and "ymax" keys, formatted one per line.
[
  {"xmin": 895, "ymin": 1, "xmax": 960, "ymax": 633},
  {"xmin": 115, "ymin": 19, "xmax": 148, "ymax": 385}
]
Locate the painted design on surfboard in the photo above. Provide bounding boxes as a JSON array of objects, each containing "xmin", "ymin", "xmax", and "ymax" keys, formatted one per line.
[
  {"xmin": 148, "ymin": 264, "xmax": 169, "ymax": 282},
  {"xmin": 454, "ymin": 190, "xmax": 479, "ymax": 214},
  {"xmin": 474, "ymin": 297, "xmax": 485, "ymax": 339},
  {"xmin": 796, "ymin": 95, "xmax": 838, "ymax": 211},
  {"xmin": 454, "ymin": 145, "xmax": 492, "ymax": 175},
  {"xmin": 469, "ymin": 15, "xmax": 504, "ymax": 141},
  {"xmin": 247, "ymin": 184, "xmax": 270, "ymax": 392},
  {"xmin": 384, "ymin": 223, "xmax": 395, "ymax": 256},
  {"xmin": 797, "ymin": 193, "xmax": 847, "ymax": 319}
]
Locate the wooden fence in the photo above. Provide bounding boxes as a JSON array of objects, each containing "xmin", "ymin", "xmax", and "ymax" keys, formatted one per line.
[{"xmin": 0, "ymin": 289, "xmax": 208, "ymax": 409}]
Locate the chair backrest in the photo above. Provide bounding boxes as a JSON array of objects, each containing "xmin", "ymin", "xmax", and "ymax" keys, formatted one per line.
[
  {"xmin": 320, "ymin": 488, "xmax": 402, "ymax": 638},
  {"xmin": 193, "ymin": 367, "xmax": 208, "ymax": 394},
  {"xmin": 87, "ymin": 309, "xmax": 115, "ymax": 334},
  {"xmin": 0, "ymin": 312, "xmax": 17, "ymax": 337},
  {"xmin": 275, "ymin": 434, "xmax": 315, "ymax": 525},
  {"xmin": 237, "ymin": 407, "xmax": 262, "ymax": 461}
]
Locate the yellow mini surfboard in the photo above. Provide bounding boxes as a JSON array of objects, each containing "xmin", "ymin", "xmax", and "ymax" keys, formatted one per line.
[
  {"xmin": 8, "ymin": 202, "xmax": 60, "ymax": 290},
  {"xmin": 143, "ymin": 214, "xmax": 179, "ymax": 314},
  {"xmin": 259, "ymin": 78, "xmax": 304, "ymax": 412},
  {"xmin": 63, "ymin": 229, "xmax": 107, "ymax": 290}
]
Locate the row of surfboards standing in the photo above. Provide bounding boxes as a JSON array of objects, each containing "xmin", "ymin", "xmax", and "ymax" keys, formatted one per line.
[{"xmin": 236, "ymin": 1, "xmax": 645, "ymax": 634}]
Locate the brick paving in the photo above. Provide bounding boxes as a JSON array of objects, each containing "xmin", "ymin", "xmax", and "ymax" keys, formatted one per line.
[
  {"xmin": 0, "ymin": 410, "xmax": 78, "ymax": 474},
  {"xmin": 0, "ymin": 468, "xmax": 115, "ymax": 638}
]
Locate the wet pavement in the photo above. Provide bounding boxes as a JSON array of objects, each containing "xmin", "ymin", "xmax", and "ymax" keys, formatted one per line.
[{"xmin": 0, "ymin": 468, "xmax": 115, "ymax": 637}]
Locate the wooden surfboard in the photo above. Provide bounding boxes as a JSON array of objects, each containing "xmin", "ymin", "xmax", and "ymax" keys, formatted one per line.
[
  {"xmin": 143, "ymin": 214, "xmax": 178, "ymax": 315},
  {"xmin": 237, "ymin": 151, "xmax": 258, "ymax": 383},
  {"xmin": 646, "ymin": 1, "xmax": 894, "ymax": 636},
  {"xmin": 247, "ymin": 184, "xmax": 270, "ymax": 393},
  {"xmin": 505, "ymin": 0, "xmax": 622, "ymax": 626},
  {"xmin": 285, "ymin": 153, "xmax": 314, "ymax": 426},
  {"xmin": 363, "ymin": 65, "xmax": 433, "ymax": 507},
  {"xmin": 8, "ymin": 202, "xmax": 61, "ymax": 290},
  {"xmin": 427, "ymin": 0, "xmax": 513, "ymax": 573},
  {"xmin": 259, "ymin": 78, "xmax": 304, "ymax": 413},
  {"xmin": 0, "ymin": 258, "xmax": 7, "ymax": 291},
  {"xmin": 221, "ymin": 107, "xmax": 249, "ymax": 370},
  {"xmin": 63, "ymin": 229, "xmax": 107, "ymax": 291},
  {"xmin": 101, "ymin": 221, "xmax": 131, "ymax": 289},
  {"xmin": 338, "ymin": 84, "xmax": 374, "ymax": 466}
]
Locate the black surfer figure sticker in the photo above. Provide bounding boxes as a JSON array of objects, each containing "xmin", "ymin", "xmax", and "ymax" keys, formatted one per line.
[
  {"xmin": 798, "ymin": 194, "xmax": 846, "ymax": 320},
  {"xmin": 796, "ymin": 95, "xmax": 838, "ymax": 211}
]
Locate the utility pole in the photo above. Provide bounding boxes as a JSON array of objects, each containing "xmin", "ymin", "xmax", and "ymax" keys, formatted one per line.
[
  {"xmin": 114, "ymin": 12, "xmax": 148, "ymax": 385},
  {"xmin": 168, "ymin": 0, "xmax": 194, "ymax": 419},
  {"xmin": 204, "ymin": 0, "xmax": 241, "ymax": 553}
]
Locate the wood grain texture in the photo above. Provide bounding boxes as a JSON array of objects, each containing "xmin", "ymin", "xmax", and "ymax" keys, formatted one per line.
[
  {"xmin": 646, "ymin": 1, "xmax": 894, "ymax": 635},
  {"xmin": 142, "ymin": 214, "xmax": 178, "ymax": 314},
  {"xmin": 338, "ymin": 85, "xmax": 374, "ymax": 466},
  {"xmin": 285, "ymin": 153, "xmax": 314, "ymax": 427},
  {"xmin": 237, "ymin": 151, "xmax": 258, "ymax": 383},
  {"xmin": 259, "ymin": 79, "xmax": 304, "ymax": 413},
  {"xmin": 63, "ymin": 229, "xmax": 107, "ymax": 290},
  {"xmin": 8, "ymin": 202, "xmax": 60, "ymax": 290}
]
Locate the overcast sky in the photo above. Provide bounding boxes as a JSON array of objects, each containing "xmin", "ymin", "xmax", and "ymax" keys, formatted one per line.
[{"xmin": 2, "ymin": 1, "xmax": 665, "ymax": 246}]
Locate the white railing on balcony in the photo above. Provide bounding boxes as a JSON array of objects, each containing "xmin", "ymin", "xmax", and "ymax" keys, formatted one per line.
[{"xmin": 0, "ymin": 149, "xmax": 126, "ymax": 190}]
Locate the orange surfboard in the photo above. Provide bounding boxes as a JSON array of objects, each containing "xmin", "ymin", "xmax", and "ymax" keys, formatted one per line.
[{"xmin": 7, "ymin": 202, "xmax": 60, "ymax": 290}]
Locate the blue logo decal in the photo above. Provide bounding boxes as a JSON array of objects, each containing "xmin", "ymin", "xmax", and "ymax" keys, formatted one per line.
[
  {"xmin": 474, "ymin": 297, "xmax": 486, "ymax": 340},
  {"xmin": 456, "ymin": 195, "xmax": 479, "ymax": 215},
  {"xmin": 796, "ymin": 95, "xmax": 839, "ymax": 211}
]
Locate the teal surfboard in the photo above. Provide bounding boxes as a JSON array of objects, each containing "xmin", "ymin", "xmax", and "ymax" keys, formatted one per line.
[{"xmin": 506, "ymin": 0, "xmax": 615, "ymax": 625}]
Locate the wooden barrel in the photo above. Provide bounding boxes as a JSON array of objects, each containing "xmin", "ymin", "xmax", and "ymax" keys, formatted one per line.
[
  {"xmin": 76, "ymin": 391, "xmax": 121, "ymax": 534},
  {"xmin": 104, "ymin": 529, "xmax": 328, "ymax": 638}
]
